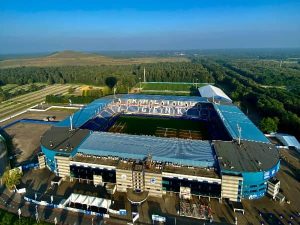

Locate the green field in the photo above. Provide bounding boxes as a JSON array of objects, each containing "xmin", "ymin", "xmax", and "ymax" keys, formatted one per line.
[
  {"xmin": 0, "ymin": 84, "xmax": 75, "ymax": 121},
  {"xmin": 109, "ymin": 115, "xmax": 209, "ymax": 139},
  {"xmin": 1, "ymin": 83, "xmax": 45, "ymax": 94},
  {"xmin": 139, "ymin": 82, "xmax": 210, "ymax": 96}
]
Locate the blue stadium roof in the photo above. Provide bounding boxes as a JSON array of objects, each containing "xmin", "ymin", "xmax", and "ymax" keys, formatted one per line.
[
  {"xmin": 56, "ymin": 94, "xmax": 208, "ymax": 128},
  {"xmin": 214, "ymin": 104, "xmax": 270, "ymax": 143},
  {"xmin": 77, "ymin": 132, "xmax": 215, "ymax": 167},
  {"xmin": 120, "ymin": 94, "xmax": 208, "ymax": 102},
  {"xmin": 56, "ymin": 98, "xmax": 114, "ymax": 128}
]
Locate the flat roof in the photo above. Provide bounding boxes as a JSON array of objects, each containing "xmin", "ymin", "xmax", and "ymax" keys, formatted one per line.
[
  {"xmin": 214, "ymin": 104, "xmax": 270, "ymax": 143},
  {"xmin": 214, "ymin": 140, "xmax": 279, "ymax": 173},
  {"xmin": 163, "ymin": 165, "xmax": 219, "ymax": 178},
  {"xmin": 77, "ymin": 132, "xmax": 215, "ymax": 168},
  {"xmin": 41, "ymin": 127, "xmax": 90, "ymax": 153}
]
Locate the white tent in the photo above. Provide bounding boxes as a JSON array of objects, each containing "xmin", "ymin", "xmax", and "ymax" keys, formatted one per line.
[
  {"xmin": 198, "ymin": 85, "xmax": 232, "ymax": 103},
  {"xmin": 67, "ymin": 193, "xmax": 111, "ymax": 209},
  {"xmin": 69, "ymin": 193, "xmax": 80, "ymax": 202}
]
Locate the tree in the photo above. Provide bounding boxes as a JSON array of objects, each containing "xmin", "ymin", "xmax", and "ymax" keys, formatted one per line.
[
  {"xmin": 59, "ymin": 78, "xmax": 66, "ymax": 84},
  {"xmin": 105, "ymin": 76, "xmax": 117, "ymax": 89},
  {"xmin": 2, "ymin": 167, "xmax": 23, "ymax": 191},
  {"xmin": 47, "ymin": 77, "xmax": 54, "ymax": 85},
  {"xmin": 260, "ymin": 117, "xmax": 279, "ymax": 133}
]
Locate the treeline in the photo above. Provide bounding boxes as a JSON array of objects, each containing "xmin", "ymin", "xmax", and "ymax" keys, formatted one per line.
[
  {"xmin": 0, "ymin": 84, "xmax": 45, "ymax": 102},
  {"xmin": 199, "ymin": 59, "xmax": 300, "ymax": 138},
  {"xmin": 224, "ymin": 60, "xmax": 300, "ymax": 90},
  {"xmin": 0, "ymin": 63, "xmax": 213, "ymax": 89},
  {"xmin": 46, "ymin": 95, "xmax": 99, "ymax": 104}
]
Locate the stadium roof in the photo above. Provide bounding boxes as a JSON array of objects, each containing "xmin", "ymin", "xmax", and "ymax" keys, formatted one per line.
[
  {"xmin": 275, "ymin": 133, "xmax": 300, "ymax": 150},
  {"xmin": 198, "ymin": 85, "xmax": 232, "ymax": 103},
  {"xmin": 214, "ymin": 104, "xmax": 270, "ymax": 143},
  {"xmin": 56, "ymin": 98, "xmax": 113, "ymax": 128},
  {"xmin": 214, "ymin": 140, "xmax": 279, "ymax": 172},
  {"xmin": 77, "ymin": 132, "xmax": 215, "ymax": 168},
  {"xmin": 41, "ymin": 127, "xmax": 90, "ymax": 152},
  {"xmin": 119, "ymin": 94, "xmax": 209, "ymax": 103}
]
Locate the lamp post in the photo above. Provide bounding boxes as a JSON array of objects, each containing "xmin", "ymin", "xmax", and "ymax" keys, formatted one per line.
[
  {"xmin": 18, "ymin": 208, "xmax": 21, "ymax": 224},
  {"xmin": 139, "ymin": 77, "xmax": 141, "ymax": 91},
  {"xmin": 35, "ymin": 205, "xmax": 39, "ymax": 223}
]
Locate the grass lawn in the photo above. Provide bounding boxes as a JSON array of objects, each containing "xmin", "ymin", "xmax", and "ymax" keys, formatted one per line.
[
  {"xmin": 138, "ymin": 82, "xmax": 210, "ymax": 96},
  {"xmin": 110, "ymin": 115, "xmax": 209, "ymax": 138}
]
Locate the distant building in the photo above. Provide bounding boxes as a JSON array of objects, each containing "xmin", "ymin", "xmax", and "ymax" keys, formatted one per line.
[
  {"xmin": 198, "ymin": 85, "xmax": 232, "ymax": 103},
  {"xmin": 275, "ymin": 133, "xmax": 300, "ymax": 151}
]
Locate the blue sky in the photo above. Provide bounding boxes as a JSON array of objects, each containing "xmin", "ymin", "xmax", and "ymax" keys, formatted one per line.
[{"xmin": 1, "ymin": 0, "xmax": 300, "ymax": 53}]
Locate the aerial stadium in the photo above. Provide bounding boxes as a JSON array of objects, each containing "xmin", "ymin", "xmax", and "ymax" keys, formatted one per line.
[{"xmin": 39, "ymin": 84, "xmax": 280, "ymax": 203}]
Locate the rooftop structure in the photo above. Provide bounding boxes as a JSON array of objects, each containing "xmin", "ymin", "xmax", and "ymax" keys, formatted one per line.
[
  {"xmin": 275, "ymin": 133, "xmax": 300, "ymax": 150},
  {"xmin": 214, "ymin": 104, "xmax": 269, "ymax": 143},
  {"xmin": 198, "ymin": 85, "xmax": 232, "ymax": 103},
  {"xmin": 57, "ymin": 98, "xmax": 113, "ymax": 128},
  {"xmin": 213, "ymin": 140, "xmax": 279, "ymax": 172},
  {"xmin": 77, "ymin": 132, "xmax": 215, "ymax": 168},
  {"xmin": 41, "ymin": 127, "xmax": 90, "ymax": 153},
  {"xmin": 71, "ymin": 154, "xmax": 119, "ymax": 167}
]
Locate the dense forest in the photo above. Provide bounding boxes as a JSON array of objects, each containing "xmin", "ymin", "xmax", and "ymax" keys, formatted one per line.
[
  {"xmin": 0, "ymin": 57, "xmax": 299, "ymax": 138},
  {"xmin": 196, "ymin": 58, "xmax": 300, "ymax": 138}
]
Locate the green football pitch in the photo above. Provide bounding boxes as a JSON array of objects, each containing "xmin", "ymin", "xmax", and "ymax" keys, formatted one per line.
[
  {"xmin": 109, "ymin": 115, "xmax": 209, "ymax": 140},
  {"xmin": 138, "ymin": 82, "xmax": 209, "ymax": 96},
  {"xmin": 141, "ymin": 82, "xmax": 196, "ymax": 91}
]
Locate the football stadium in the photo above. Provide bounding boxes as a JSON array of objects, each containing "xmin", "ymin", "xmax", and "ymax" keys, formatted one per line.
[{"xmin": 39, "ymin": 85, "xmax": 280, "ymax": 204}]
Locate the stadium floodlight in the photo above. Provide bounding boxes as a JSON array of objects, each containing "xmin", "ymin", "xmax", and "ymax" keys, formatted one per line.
[
  {"xmin": 237, "ymin": 124, "xmax": 242, "ymax": 145},
  {"xmin": 18, "ymin": 208, "xmax": 21, "ymax": 220},
  {"xmin": 70, "ymin": 114, "xmax": 74, "ymax": 131},
  {"xmin": 139, "ymin": 77, "xmax": 141, "ymax": 90},
  {"xmin": 114, "ymin": 87, "xmax": 117, "ymax": 98}
]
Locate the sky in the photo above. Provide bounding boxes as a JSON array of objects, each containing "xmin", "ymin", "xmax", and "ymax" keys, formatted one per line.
[{"xmin": 0, "ymin": 0, "xmax": 300, "ymax": 54}]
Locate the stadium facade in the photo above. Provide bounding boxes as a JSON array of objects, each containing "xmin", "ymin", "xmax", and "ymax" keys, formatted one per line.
[{"xmin": 39, "ymin": 90, "xmax": 280, "ymax": 202}]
